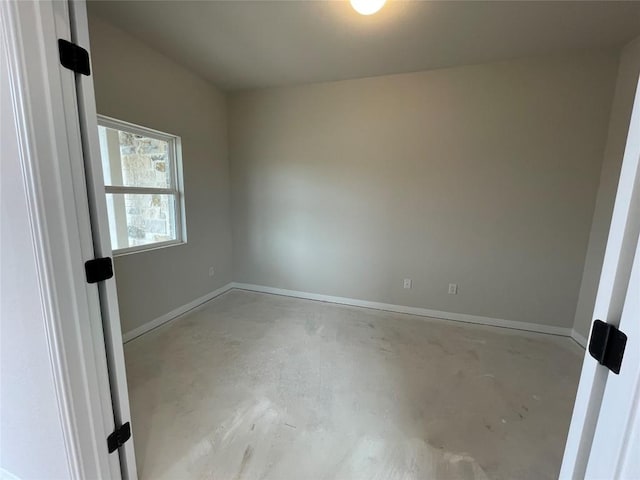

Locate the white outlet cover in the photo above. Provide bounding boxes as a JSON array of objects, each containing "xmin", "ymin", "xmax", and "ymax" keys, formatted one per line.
[
  {"xmin": 448, "ymin": 283, "xmax": 458, "ymax": 294},
  {"xmin": 209, "ymin": 267, "xmax": 215, "ymax": 277},
  {"xmin": 403, "ymin": 279, "xmax": 412, "ymax": 289}
]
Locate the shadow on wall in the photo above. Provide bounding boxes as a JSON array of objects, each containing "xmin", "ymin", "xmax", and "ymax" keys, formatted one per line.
[{"xmin": 230, "ymin": 50, "xmax": 619, "ymax": 332}]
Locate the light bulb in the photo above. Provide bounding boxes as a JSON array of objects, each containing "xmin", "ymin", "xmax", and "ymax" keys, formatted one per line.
[{"xmin": 350, "ymin": 0, "xmax": 387, "ymax": 16}]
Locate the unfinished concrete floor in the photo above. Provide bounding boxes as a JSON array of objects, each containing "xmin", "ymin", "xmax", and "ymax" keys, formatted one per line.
[{"xmin": 124, "ymin": 290, "xmax": 584, "ymax": 480}]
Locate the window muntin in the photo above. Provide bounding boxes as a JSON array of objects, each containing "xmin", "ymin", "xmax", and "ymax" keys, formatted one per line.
[{"xmin": 97, "ymin": 116, "xmax": 185, "ymax": 254}]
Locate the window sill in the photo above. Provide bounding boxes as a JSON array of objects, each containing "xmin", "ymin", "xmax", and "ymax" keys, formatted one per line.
[{"xmin": 113, "ymin": 240, "xmax": 186, "ymax": 257}]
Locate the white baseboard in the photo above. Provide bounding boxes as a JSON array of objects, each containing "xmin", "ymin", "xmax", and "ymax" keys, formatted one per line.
[
  {"xmin": 231, "ymin": 282, "xmax": 574, "ymax": 338},
  {"xmin": 571, "ymin": 329, "xmax": 588, "ymax": 348},
  {"xmin": 123, "ymin": 281, "xmax": 579, "ymax": 343},
  {"xmin": 122, "ymin": 283, "xmax": 233, "ymax": 343}
]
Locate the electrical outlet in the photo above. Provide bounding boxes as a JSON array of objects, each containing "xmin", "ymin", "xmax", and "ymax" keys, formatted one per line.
[
  {"xmin": 403, "ymin": 278, "xmax": 412, "ymax": 289},
  {"xmin": 448, "ymin": 283, "xmax": 458, "ymax": 295},
  {"xmin": 209, "ymin": 267, "xmax": 215, "ymax": 277}
]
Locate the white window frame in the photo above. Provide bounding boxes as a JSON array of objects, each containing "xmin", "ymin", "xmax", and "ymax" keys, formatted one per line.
[{"xmin": 97, "ymin": 115, "xmax": 186, "ymax": 256}]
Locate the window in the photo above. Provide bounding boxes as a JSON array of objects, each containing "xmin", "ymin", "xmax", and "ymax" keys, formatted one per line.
[{"xmin": 97, "ymin": 116, "xmax": 185, "ymax": 255}]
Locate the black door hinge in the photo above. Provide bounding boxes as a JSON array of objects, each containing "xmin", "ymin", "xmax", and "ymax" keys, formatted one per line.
[
  {"xmin": 85, "ymin": 257, "xmax": 113, "ymax": 284},
  {"xmin": 589, "ymin": 319, "xmax": 627, "ymax": 374},
  {"xmin": 107, "ymin": 422, "xmax": 131, "ymax": 454},
  {"xmin": 58, "ymin": 39, "xmax": 90, "ymax": 76}
]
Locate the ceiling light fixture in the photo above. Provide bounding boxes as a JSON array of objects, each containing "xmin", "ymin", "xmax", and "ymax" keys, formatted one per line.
[{"xmin": 350, "ymin": 0, "xmax": 386, "ymax": 16}]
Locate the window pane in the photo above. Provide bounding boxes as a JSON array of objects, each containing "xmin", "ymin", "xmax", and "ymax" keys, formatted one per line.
[
  {"xmin": 98, "ymin": 125, "xmax": 172, "ymax": 188},
  {"xmin": 105, "ymin": 193, "xmax": 177, "ymax": 250}
]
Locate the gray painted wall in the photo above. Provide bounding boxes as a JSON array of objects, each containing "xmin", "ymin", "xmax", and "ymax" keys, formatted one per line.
[
  {"xmin": 229, "ymin": 52, "xmax": 618, "ymax": 329},
  {"xmin": 88, "ymin": 13, "xmax": 233, "ymax": 334},
  {"xmin": 573, "ymin": 36, "xmax": 640, "ymax": 340}
]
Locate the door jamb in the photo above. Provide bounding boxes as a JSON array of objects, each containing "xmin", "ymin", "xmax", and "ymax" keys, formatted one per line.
[
  {"xmin": 560, "ymin": 74, "xmax": 640, "ymax": 479},
  {"xmin": 67, "ymin": 1, "xmax": 138, "ymax": 477}
]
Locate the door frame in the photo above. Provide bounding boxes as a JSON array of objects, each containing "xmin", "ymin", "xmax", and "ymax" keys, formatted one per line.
[
  {"xmin": 586, "ymin": 230, "xmax": 640, "ymax": 478},
  {"xmin": 1, "ymin": 1, "xmax": 125, "ymax": 478},
  {"xmin": 68, "ymin": 1, "xmax": 138, "ymax": 477},
  {"xmin": 560, "ymin": 74, "xmax": 640, "ymax": 479}
]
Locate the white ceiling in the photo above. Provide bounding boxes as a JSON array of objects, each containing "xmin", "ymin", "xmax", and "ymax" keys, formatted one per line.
[{"xmin": 88, "ymin": 1, "xmax": 640, "ymax": 92}]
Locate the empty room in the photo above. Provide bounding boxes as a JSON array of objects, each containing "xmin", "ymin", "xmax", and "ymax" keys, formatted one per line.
[{"xmin": 2, "ymin": 0, "xmax": 640, "ymax": 479}]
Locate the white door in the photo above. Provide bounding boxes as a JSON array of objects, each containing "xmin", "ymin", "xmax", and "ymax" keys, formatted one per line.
[
  {"xmin": 65, "ymin": 1, "xmax": 138, "ymax": 479},
  {"xmin": 561, "ymin": 74, "xmax": 640, "ymax": 479},
  {"xmin": 586, "ymin": 231, "xmax": 640, "ymax": 478}
]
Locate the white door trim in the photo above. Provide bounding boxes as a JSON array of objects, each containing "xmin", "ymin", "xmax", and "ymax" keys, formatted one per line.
[
  {"xmin": 1, "ymin": 1, "xmax": 120, "ymax": 478},
  {"xmin": 586, "ymin": 230, "xmax": 640, "ymax": 478},
  {"xmin": 68, "ymin": 1, "xmax": 138, "ymax": 477},
  {"xmin": 560, "ymin": 74, "xmax": 640, "ymax": 479}
]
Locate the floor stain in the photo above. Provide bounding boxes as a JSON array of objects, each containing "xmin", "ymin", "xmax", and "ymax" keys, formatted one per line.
[
  {"xmin": 467, "ymin": 349, "xmax": 480, "ymax": 361},
  {"xmin": 234, "ymin": 445, "xmax": 253, "ymax": 480}
]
